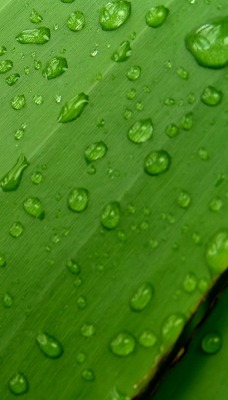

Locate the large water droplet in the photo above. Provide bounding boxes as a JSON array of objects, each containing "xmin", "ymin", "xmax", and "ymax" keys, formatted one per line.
[
  {"xmin": 130, "ymin": 283, "xmax": 153, "ymax": 311},
  {"xmin": 85, "ymin": 141, "xmax": 107, "ymax": 162},
  {"xmin": 58, "ymin": 92, "xmax": 89, "ymax": 123},
  {"xmin": 201, "ymin": 332, "xmax": 222, "ymax": 354},
  {"xmin": 23, "ymin": 197, "xmax": 45, "ymax": 219},
  {"xmin": 67, "ymin": 11, "xmax": 85, "ymax": 31},
  {"xmin": 201, "ymin": 85, "xmax": 223, "ymax": 106},
  {"xmin": 1, "ymin": 154, "xmax": 29, "ymax": 191},
  {"xmin": 206, "ymin": 230, "xmax": 228, "ymax": 275},
  {"xmin": 36, "ymin": 332, "xmax": 63, "ymax": 358},
  {"xmin": 111, "ymin": 40, "xmax": 131, "ymax": 62},
  {"xmin": 43, "ymin": 56, "xmax": 68, "ymax": 80},
  {"xmin": 8, "ymin": 372, "xmax": 29, "ymax": 395},
  {"xmin": 11, "ymin": 95, "xmax": 26, "ymax": 110},
  {"xmin": 99, "ymin": 1, "xmax": 131, "ymax": 31},
  {"xmin": 185, "ymin": 17, "xmax": 228, "ymax": 68},
  {"xmin": 145, "ymin": 6, "xmax": 169, "ymax": 28},
  {"xmin": 68, "ymin": 188, "xmax": 89, "ymax": 213},
  {"xmin": 110, "ymin": 332, "xmax": 136, "ymax": 356},
  {"xmin": 144, "ymin": 150, "xmax": 171, "ymax": 176},
  {"xmin": 127, "ymin": 119, "xmax": 153, "ymax": 144},
  {"xmin": 0, "ymin": 59, "xmax": 13, "ymax": 74},
  {"xmin": 100, "ymin": 201, "xmax": 120, "ymax": 230},
  {"xmin": 162, "ymin": 314, "xmax": 186, "ymax": 345},
  {"xmin": 16, "ymin": 27, "xmax": 51, "ymax": 44}
]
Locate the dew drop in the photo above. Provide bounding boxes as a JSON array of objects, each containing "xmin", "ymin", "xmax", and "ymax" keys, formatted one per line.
[
  {"xmin": 58, "ymin": 92, "xmax": 89, "ymax": 123},
  {"xmin": 67, "ymin": 11, "xmax": 85, "ymax": 31},
  {"xmin": 166, "ymin": 123, "xmax": 179, "ymax": 138},
  {"xmin": 66, "ymin": 259, "xmax": 80, "ymax": 274},
  {"xmin": 162, "ymin": 314, "xmax": 186, "ymax": 345},
  {"xmin": 209, "ymin": 197, "xmax": 223, "ymax": 212},
  {"xmin": 144, "ymin": 150, "xmax": 171, "ymax": 176},
  {"xmin": 130, "ymin": 283, "xmax": 153, "ymax": 312},
  {"xmin": 31, "ymin": 171, "xmax": 43, "ymax": 184},
  {"xmin": 30, "ymin": 9, "xmax": 43, "ymax": 23},
  {"xmin": 67, "ymin": 188, "xmax": 89, "ymax": 213},
  {"xmin": 185, "ymin": 17, "xmax": 228, "ymax": 68},
  {"xmin": 3, "ymin": 292, "xmax": 13, "ymax": 308},
  {"xmin": 11, "ymin": 95, "xmax": 26, "ymax": 110},
  {"xmin": 23, "ymin": 197, "xmax": 45, "ymax": 219},
  {"xmin": 206, "ymin": 230, "xmax": 228, "ymax": 275},
  {"xmin": 9, "ymin": 222, "xmax": 24, "ymax": 238},
  {"xmin": 8, "ymin": 372, "xmax": 29, "ymax": 395},
  {"xmin": 0, "ymin": 45, "xmax": 7, "ymax": 56},
  {"xmin": 16, "ymin": 27, "xmax": 51, "ymax": 44},
  {"xmin": 177, "ymin": 190, "xmax": 191, "ymax": 209},
  {"xmin": 81, "ymin": 323, "xmax": 95, "ymax": 338},
  {"xmin": 182, "ymin": 272, "xmax": 197, "ymax": 293},
  {"xmin": 99, "ymin": 1, "xmax": 131, "ymax": 31},
  {"xmin": 0, "ymin": 255, "xmax": 6, "ymax": 268},
  {"xmin": 111, "ymin": 40, "xmax": 131, "ymax": 62},
  {"xmin": 76, "ymin": 351, "xmax": 86, "ymax": 364},
  {"xmin": 43, "ymin": 56, "xmax": 68, "ymax": 80},
  {"xmin": 1, "ymin": 154, "xmax": 29, "ymax": 191},
  {"xmin": 0, "ymin": 59, "xmax": 13, "ymax": 74},
  {"xmin": 110, "ymin": 332, "xmax": 136, "ymax": 357},
  {"xmin": 81, "ymin": 369, "xmax": 95, "ymax": 382},
  {"xmin": 145, "ymin": 6, "xmax": 169, "ymax": 28},
  {"xmin": 201, "ymin": 86, "xmax": 223, "ymax": 106},
  {"xmin": 201, "ymin": 332, "xmax": 222, "ymax": 354},
  {"xmin": 100, "ymin": 201, "xmax": 120, "ymax": 230},
  {"xmin": 128, "ymin": 119, "xmax": 153, "ymax": 144},
  {"xmin": 198, "ymin": 147, "xmax": 209, "ymax": 161},
  {"xmin": 181, "ymin": 112, "xmax": 193, "ymax": 130},
  {"xmin": 77, "ymin": 296, "xmax": 87, "ymax": 310},
  {"xmin": 127, "ymin": 65, "xmax": 141, "ymax": 81},
  {"xmin": 139, "ymin": 331, "xmax": 157, "ymax": 348},
  {"xmin": 6, "ymin": 73, "xmax": 20, "ymax": 86},
  {"xmin": 36, "ymin": 332, "xmax": 63, "ymax": 358},
  {"xmin": 127, "ymin": 88, "xmax": 136, "ymax": 100},
  {"xmin": 176, "ymin": 67, "xmax": 189, "ymax": 80},
  {"xmin": 85, "ymin": 141, "xmax": 107, "ymax": 163}
]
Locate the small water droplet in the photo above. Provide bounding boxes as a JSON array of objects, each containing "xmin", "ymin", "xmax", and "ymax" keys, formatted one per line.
[
  {"xmin": 198, "ymin": 277, "xmax": 210, "ymax": 293},
  {"xmin": 99, "ymin": 1, "xmax": 131, "ymax": 31},
  {"xmin": 77, "ymin": 296, "xmax": 87, "ymax": 310},
  {"xmin": 85, "ymin": 141, "xmax": 107, "ymax": 162},
  {"xmin": 127, "ymin": 65, "xmax": 141, "ymax": 81},
  {"xmin": 58, "ymin": 92, "xmax": 89, "ymax": 123},
  {"xmin": 81, "ymin": 323, "xmax": 95, "ymax": 338},
  {"xmin": 198, "ymin": 147, "xmax": 209, "ymax": 161},
  {"xmin": 0, "ymin": 59, "xmax": 13, "ymax": 74},
  {"xmin": 100, "ymin": 201, "xmax": 120, "ymax": 230},
  {"xmin": 110, "ymin": 332, "xmax": 136, "ymax": 357},
  {"xmin": 139, "ymin": 331, "xmax": 157, "ymax": 348},
  {"xmin": 201, "ymin": 332, "xmax": 222, "ymax": 354},
  {"xmin": 206, "ymin": 230, "xmax": 228, "ymax": 275},
  {"xmin": 144, "ymin": 150, "xmax": 171, "ymax": 176},
  {"xmin": 177, "ymin": 190, "xmax": 191, "ymax": 209},
  {"xmin": 8, "ymin": 372, "xmax": 29, "ymax": 395},
  {"xmin": 67, "ymin": 259, "xmax": 80, "ymax": 274},
  {"xmin": 67, "ymin": 188, "xmax": 89, "ymax": 213},
  {"xmin": 185, "ymin": 17, "xmax": 228, "ymax": 68},
  {"xmin": 166, "ymin": 123, "xmax": 179, "ymax": 138},
  {"xmin": 130, "ymin": 283, "xmax": 153, "ymax": 312},
  {"xmin": 181, "ymin": 112, "xmax": 193, "ymax": 130},
  {"xmin": 81, "ymin": 369, "xmax": 95, "ymax": 382},
  {"xmin": 127, "ymin": 119, "xmax": 153, "ymax": 144},
  {"xmin": 23, "ymin": 197, "xmax": 45, "ymax": 219},
  {"xmin": 30, "ymin": 9, "xmax": 43, "ymax": 23},
  {"xmin": 43, "ymin": 56, "xmax": 68, "ymax": 80},
  {"xmin": 6, "ymin": 72, "xmax": 20, "ymax": 86},
  {"xmin": 209, "ymin": 197, "xmax": 223, "ymax": 212},
  {"xmin": 201, "ymin": 85, "xmax": 223, "ymax": 106},
  {"xmin": 182, "ymin": 272, "xmax": 197, "ymax": 293},
  {"xmin": 36, "ymin": 332, "xmax": 63, "ymax": 358},
  {"xmin": 16, "ymin": 27, "xmax": 51, "ymax": 45},
  {"xmin": 67, "ymin": 11, "xmax": 85, "ymax": 32},
  {"xmin": 9, "ymin": 222, "xmax": 24, "ymax": 238},
  {"xmin": 162, "ymin": 314, "xmax": 186, "ymax": 345},
  {"xmin": 11, "ymin": 94, "xmax": 26, "ymax": 110},
  {"xmin": 127, "ymin": 88, "xmax": 136, "ymax": 100},
  {"xmin": 0, "ymin": 255, "xmax": 6, "ymax": 267},
  {"xmin": 31, "ymin": 171, "xmax": 43, "ymax": 184},
  {"xmin": 176, "ymin": 67, "xmax": 189, "ymax": 80},
  {"xmin": 1, "ymin": 154, "xmax": 29, "ymax": 191},
  {"xmin": 76, "ymin": 351, "xmax": 86, "ymax": 364},
  {"xmin": 0, "ymin": 45, "xmax": 7, "ymax": 56},
  {"xmin": 33, "ymin": 94, "xmax": 43, "ymax": 105},
  {"xmin": 112, "ymin": 40, "xmax": 131, "ymax": 62},
  {"xmin": 145, "ymin": 6, "xmax": 169, "ymax": 28},
  {"xmin": 3, "ymin": 292, "xmax": 13, "ymax": 308}
]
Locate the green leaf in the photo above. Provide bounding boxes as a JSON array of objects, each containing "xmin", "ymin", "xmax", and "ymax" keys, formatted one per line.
[{"xmin": 0, "ymin": 0, "xmax": 227, "ymax": 399}]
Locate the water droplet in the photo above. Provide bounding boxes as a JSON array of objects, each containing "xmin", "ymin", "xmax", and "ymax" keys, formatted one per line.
[
  {"xmin": 206, "ymin": 230, "xmax": 228, "ymax": 274},
  {"xmin": 127, "ymin": 88, "xmax": 136, "ymax": 100},
  {"xmin": 8, "ymin": 372, "xmax": 29, "ymax": 395},
  {"xmin": 139, "ymin": 331, "xmax": 157, "ymax": 348},
  {"xmin": 192, "ymin": 231, "xmax": 202, "ymax": 245},
  {"xmin": 127, "ymin": 65, "xmax": 141, "ymax": 81},
  {"xmin": 23, "ymin": 197, "xmax": 45, "ymax": 219},
  {"xmin": 33, "ymin": 94, "xmax": 43, "ymax": 105},
  {"xmin": 201, "ymin": 85, "xmax": 223, "ymax": 106},
  {"xmin": 31, "ymin": 171, "xmax": 43, "ymax": 184},
  {"xmin": 145, "ymin": 6, "xmax": 169, "ymax": 28},
  {"xmin": 16, "ymin": 27, "xmax": 51, "ymax": 45},
  {"xmin": 1, "ymin": 154, "xmax": 29, "ymax": 191},
  {"xmin": 185, "ymin": 17, "xmax": 228, "ymax": 68},
  {"xmin": 112, "ymin": 40, "xmax": 131, "ymax": 62},
  {"xmin": 99, "ymin": 1, "xmax": 131, "ymax": 31},
  {"xmin": 176, "ymin": 67, "xmax": 189, "ymax": 80},
  {"xmin": 181, "ymin": 112, "xmax": 193, "ymax": 130},
  {"xmin": 201, "ymin": 332, "xmax": 222, "ymax": 354},
  {"xmin": 11, "ymin": 94, "xmax": 26, "ymax": 110},
  {"xmin": 164, "ymin": 97, "xmax": 175, "ymax": 106},
  {"xmin": 110, "ymin": 332, "xmax": 136, "ymax": 356},
  {"xmin": 67, "ymin": 11, "xmax": 85, "ymax": 31},
  {"xmin": 34, "ymin": 59, "xmax": 42, "ymax": 70},
  {"xmin": 100, "ymin": 201, "xmax": 120, "ymax": 230},
  {"xmin": 198, "ymin": 147, "xmax": 209, "ymax": 161},
  {"xmin": 61, "ymin": 0, "xmax": 75, "ymax": 3},
  {"xmin": 182, "ymin": 272, "xmax": 197, "ymax": 293},
  {"xmin": 166, "ymin": 123, "xmax": 179, "ymax": 138},
  {"xmin": 9, "ymin": 222, "xmax": 24, "ymax": 238},
  {"xmin": 130, "ymin": 283, "xmax": 153, "ymax": 312},
  {"xmin": 177, "ymin": 190, "xmax": 191, "ymax": 209},
  {"xmin": 0, "ymin": 59, "xmax": 13, "ymax": 74},
  {"xmin": 198, "ymin": 277, "xmax": 210, "ymax": 293},
  {"xmin": 162, "ymin": 314, "xmax": 186, "ymax": 345},
  {"xmin": 66, "ymin": 259, "xmax": 80, "ymax": 274},
  {"xmin": 36, "ymin": 332, "xmax": 63, "ymax": 358},
  {"xmin": 43, "ymin": 56, "xmax": 68, "ymax": 80},
  {"xmin": 3, "ymin": 292, "xmax": 13, "ymax": 308},
  {"xmin": 127, "ymin": 119, "xmax": 153, "ymax": 144},
  {"xmin": 76, "ymin": 351, "xmax": 86, "ymax": 364},
  {"xmin": 81, "ymin": 369, "xmax": 95, "ymax": 382},
  {"xmin": 58, "ymin": 92, "xmax": 89, "ymax": 123},
  {"xmin": 144, "ymin": 150, "xmax": 171, "ymax": 176},
  {"xmin": 209, "ymin": 197, "xmax": 223, "ymax": 212},
  {"xmin": 85, "ymin": 141, "xmax": 107, "ymax": 162},
  {"xmin": 77, "ymin": 296, "xmax": 87, "ymax": 310},
  {"xmin": 0, "ymin": 45, "xmax": 7, "ymax": 56},
  {"xmin": 30, "ymin": 9, "xmax": 43, "ymax": 23},
  {"xmin": 0, "ymin": 255, "xmax": 6, "ymax": 268},
  {"xmin": 67, "ymin": 188, "xmax": 89, "ymax": 213},
  {"xmin": 136, "ymin": 101, "xmax": 144, "ymax": 111},
  {"xmin": 6, "ymin": 73, "xmax": 20, "ymax": 86},
  {"xmin": 81, "ymin": 323, "xmax": 95, "ymax": 338}
]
